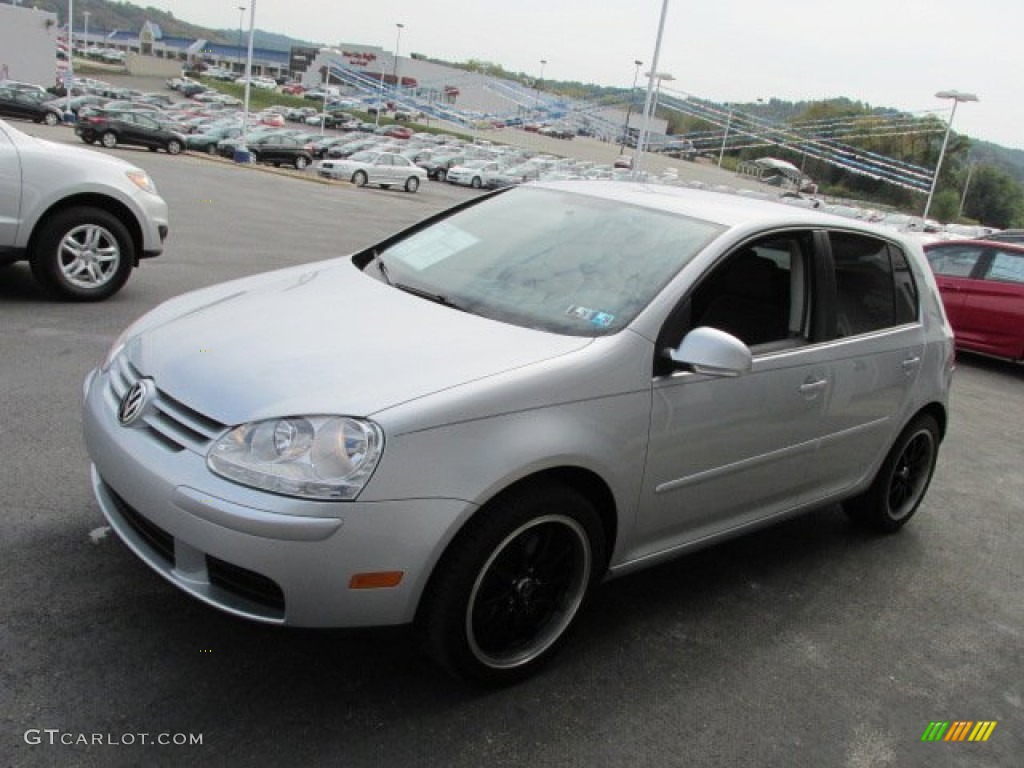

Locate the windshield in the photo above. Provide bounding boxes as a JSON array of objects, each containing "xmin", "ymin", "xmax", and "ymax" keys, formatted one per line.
[{"xmin": 378, "ymin": 187, "xmax": 722, "ymax": 336}]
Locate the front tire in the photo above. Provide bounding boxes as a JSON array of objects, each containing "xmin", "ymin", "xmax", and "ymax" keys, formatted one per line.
[
  {"xmin": 845, "ymin": 414, "xmax": 940, "ymax": 533},
  {"xmin": 471, "ymin": 176, "xmax": 482, "ymax": 189},
  {"xmin": 435, "ymin": 168, "xmax": 447, "ymax": 182},
  {"xmin": 352, "ymin": 170, "xmax": 368, "ymax": 187},
  {"xmin": 29, "ymin": 207, "xmax": 135, "ymax": 301},
  {"xmin": 100, "ymin": 131, "xmax": 118, "ymax": 149},
  {"xmin": 419, "ymin": 484, "xmax": 604, "ymax": 685},
  {"xmin": 404, "ymin": 176, "xmax": 420, "ymax": 193}
]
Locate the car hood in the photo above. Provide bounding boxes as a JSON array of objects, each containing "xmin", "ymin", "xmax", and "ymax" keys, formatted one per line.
[{"xmin": 126, "ymin": 259, "xmax": 592, "ymax": 425}]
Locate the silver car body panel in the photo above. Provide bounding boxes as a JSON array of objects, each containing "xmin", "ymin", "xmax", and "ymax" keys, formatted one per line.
[{"xmin": 0, "ymin": 118, "xmax": 168, "ymax": 254}]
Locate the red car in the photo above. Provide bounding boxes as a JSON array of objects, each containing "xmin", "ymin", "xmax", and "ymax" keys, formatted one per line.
[{"xmin": 924, "ymin": 239, "xmax": 1024, "ymax": 362}]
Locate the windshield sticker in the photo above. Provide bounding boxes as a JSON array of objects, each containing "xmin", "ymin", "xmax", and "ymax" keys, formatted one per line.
[
  {"xmin": 389, "ymin": 223, "xmax": 479, "ymax": 271},
  {"xmin": 566, "ymin": 306, "xmax": 616, "ymax": 328}
]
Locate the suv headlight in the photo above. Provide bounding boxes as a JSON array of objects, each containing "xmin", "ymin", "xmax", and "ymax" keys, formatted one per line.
[{"xmin": 208, "ymin": 416, "xmax": 383, "ymax": 500}]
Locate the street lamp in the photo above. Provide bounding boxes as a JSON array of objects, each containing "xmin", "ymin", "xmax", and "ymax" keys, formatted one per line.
[
  {"xmin": 923, "ymin": 89, "xmax": 979, "ymax": 221},
  {"xmin": 717, "ymin": 102, "xmax": 733, "ymax": 168},
  {"xmin": 83, "ymin": 11, "xmax": 90, "ymax": 54},
  {"xmin": 238, "ymin": 1, "xmax": 256, "ymax": 161},
  {"xmin": 392, "ymin": 23, "xmax": 404, "ymax": 96},
  {"xmin": 65, "ymin": 0, "xmax": 74, "ymax": 116},
  {"xmin": 535, "ymin": 59, "xmax": 547, "ymax": 111},
  {"xmin": 237, "ymin": 5, "xmax": 246, "ymax": 72},
  {"xmin": 619, "ymin": 59, "xmax": 642, "ymax": 155},
  {"xmin": 634, "ymin": 0, "xmax": 670, "ymax": 176}
]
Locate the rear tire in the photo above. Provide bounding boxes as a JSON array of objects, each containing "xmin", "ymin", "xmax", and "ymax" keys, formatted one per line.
[
  {"xmin": 44, "ymin": 111, "xmax": 60, "ymax": 126},
  {"xmin": 166, "ymin": 139, "xmax": 183, "ymax": 155},
  {"xmin": 419, "ymin": 483, "xmax": 604, "ymax": 685},
  {"xmin": 845, "ymin": 414, "xmax": 940, "ymax": 533},
  {"xmin": 29, "ymin": 206, "xmax": 135, "ymax": 301},
  {"xmin": 294, "ymin": 155, "xmax": 309, "ymax": 170}
]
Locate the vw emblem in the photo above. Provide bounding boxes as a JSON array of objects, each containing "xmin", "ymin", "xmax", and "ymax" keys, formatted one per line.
[{"xmin": 118, "ymin": 379, "xmax": 153, "ymax": 426}]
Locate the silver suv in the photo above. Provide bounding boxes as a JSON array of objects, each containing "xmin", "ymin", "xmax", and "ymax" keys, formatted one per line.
[
  {"xmin": 83, "ymin": 182, "xmax": 953, "ymax": 683},
  {"xmin": 0, "ymin": 118, "xmax": 168, "ymax": 300}
]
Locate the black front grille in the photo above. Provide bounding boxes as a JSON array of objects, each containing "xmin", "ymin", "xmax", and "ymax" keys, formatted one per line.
[
  {"xmin": 206, "ymin": 555, "xmax": 285, "ymax": 612},
  {"xmin": 108, "ymin": 488, "xmax": 175, "ymax": 565}
]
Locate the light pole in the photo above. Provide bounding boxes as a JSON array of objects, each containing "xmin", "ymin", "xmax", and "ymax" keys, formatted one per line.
[
  {"xmin": 65, "ymin": 0, "xmax": 74, "ymax": 115},
  {"xmin": 392, "ymin": 23, "xmax": 404, "ymax": 98},
  {"xmin": 237, "ymin": 5, "xmax": 245, "ymax": 73},
  {"xmin": 959, "ymin": 160, "xmax": 976, "ymax": 219},
  {"xmin": 923, "ymin": 89, "xmax": 978, "ymax": 221},
  {"xmin": 83, "ymin": 11, "xmax": 90, "ymax": 55},
  {"xmin": 635, "ymin": 0, "xmax": 670, "ymax": 177},
  {"xmin": 238, "ymin": 1, "xmax": 256, "ymax": 161},
  {"xmin": 620, "ymin": 59, "xmax": 642, "ymax": 155},
  {"xmin": 535, "ymin": 59, "xmax": 547, "ymax": 112},
  {"xmin": 717, "ymin": 102, "xmax": 733, "ymax": 168}
]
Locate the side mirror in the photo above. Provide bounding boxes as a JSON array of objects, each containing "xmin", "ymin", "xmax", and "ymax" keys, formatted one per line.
[{"xmin": 666, "ymin": 327, "xmax": 753, "ymax": 377}]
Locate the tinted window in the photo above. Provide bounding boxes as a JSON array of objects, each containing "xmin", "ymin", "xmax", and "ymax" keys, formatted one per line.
[
  {"xmin": 687, "ymin": 234, "xmax": 811, "ymax": 349},
  {"xmin": 890, "ymin": 245, "xmax": 919, "ymax": 324},
  {"xmin": 831, "ymin": 232, "xmax": 915, "ymax": 336},
  {"xmin": 927, "ymin": 245, "xmax": 983, "ymax": 277},
  {"xmin": 986, "ymin": 251, "xmax": 1024, "ymax": 284}
]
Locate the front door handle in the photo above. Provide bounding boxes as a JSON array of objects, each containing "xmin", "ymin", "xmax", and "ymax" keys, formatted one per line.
[
  {"xmin": 902, "ymin": 356, "xmax": 922, "ymax": 372},
  {"xmin": 799, "ymin": 378, "xmax": 828, "ymax": 397}
]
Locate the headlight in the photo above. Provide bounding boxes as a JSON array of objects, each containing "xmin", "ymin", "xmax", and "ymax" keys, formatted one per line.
[
  {"xmin": 126, "ymin": 170, "xmax": 158, "ymax": 195},
  {"xmin": 208, "ymin": 416, "xmax": 384, "ymax": 500}
]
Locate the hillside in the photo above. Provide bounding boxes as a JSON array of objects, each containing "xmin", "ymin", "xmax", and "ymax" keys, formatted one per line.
[{"xmin": 22, "ymin": 0, "xmax": 319, "ymax": 49}]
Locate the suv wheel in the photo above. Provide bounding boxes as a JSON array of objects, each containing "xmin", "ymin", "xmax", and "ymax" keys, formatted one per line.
[
  {"xmin": 100, "ymin": 131, "xmax": 118, "ymax": 149},
  {"xmin": 30, "ymin": 207, "xmax": 135, "ymax": 301},
  {"xmin": 419, "ymin": 483, "xmax": 604, "ymax": 685},
  {"xmin": 845, "ymin": 414, "xmax": 940, "ymax": 532}
]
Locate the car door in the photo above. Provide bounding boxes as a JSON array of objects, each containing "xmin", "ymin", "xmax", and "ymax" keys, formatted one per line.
[
  {"xmin": 638, "ymin": 231, "xmax": 831, "ymax": 557},
  {"xmin": 0, "ymin": 124, "xmax": 22, "ymax": 247},
  {"xmin": 372, "ymin": 154, "xmax": 395, "ymax": 184},
  {"xmin": 957, "ymin": 247, "xmax": 1024, "ymax": 359},
  {"xmin": 925, "ymin": 243, "xmax": 986, "ymax": 331},
  {"xmin": 813, "ymin": 231, "xmax": 925, "ymax": 494}
]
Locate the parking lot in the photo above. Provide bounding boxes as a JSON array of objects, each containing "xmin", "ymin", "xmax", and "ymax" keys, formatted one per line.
[{"xmin": 2, "ymin": 123, "xmax": 1022, "ymax": 767}]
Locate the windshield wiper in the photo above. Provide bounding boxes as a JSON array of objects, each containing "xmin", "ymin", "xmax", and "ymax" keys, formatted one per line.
[
  {"xmin": 393, "ymin": 282, "xmax": 466, "ymax": 312},
  {"xmin": 374, "ymin": 252, "xmax": 465, "ymax": 312},
  {"xmin": 373, "ymin": 251, "xmax": 393, "ymax": 285}
]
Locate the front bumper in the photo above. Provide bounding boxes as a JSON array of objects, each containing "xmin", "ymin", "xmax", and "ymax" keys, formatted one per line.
[{"xmin": 82, "ymin": 366, "xmax": 471, "ymax": 627}]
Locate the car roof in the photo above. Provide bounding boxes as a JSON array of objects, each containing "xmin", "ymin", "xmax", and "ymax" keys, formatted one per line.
[
  {"xmin": 925, "ymin": 238, "xmax": 1024, "ymax": 254},
  {"xmin": 531, "ymin": 180, "xmax": 899, "ymax": 234}
]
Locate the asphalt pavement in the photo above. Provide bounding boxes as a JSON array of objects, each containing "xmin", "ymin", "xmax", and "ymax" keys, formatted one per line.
[{"xmin": 1, "ymin": 121, "xmax": 1021, "ymax": 768}]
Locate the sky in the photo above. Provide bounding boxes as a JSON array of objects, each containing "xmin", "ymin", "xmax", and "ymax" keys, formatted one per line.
[{"xmin": 151, "ymin": 0, "xmax": 1023, "ymax": 150}]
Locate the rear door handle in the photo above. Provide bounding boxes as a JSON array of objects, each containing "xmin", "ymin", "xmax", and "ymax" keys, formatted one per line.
[{"xmin": 902, "ymin": 356, "xmax": 922, "ymax": 372}]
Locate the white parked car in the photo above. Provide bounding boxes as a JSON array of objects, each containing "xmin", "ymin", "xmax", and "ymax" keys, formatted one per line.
[
  {"xmin": 445, "ymin": 161, "xmax": 506, "ymax": 189},
  {"xmin": 0, "ymin": 119, "xmax": 169, "ymax": 300},
  {"xmin": 317, "ymin": 151, "xmax": 427, "ymax": 192}
]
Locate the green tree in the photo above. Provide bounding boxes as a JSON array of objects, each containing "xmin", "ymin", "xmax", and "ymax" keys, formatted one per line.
[{"xmin": 963, "ymin": 165, "xmax": 1024, "ymax": 228}]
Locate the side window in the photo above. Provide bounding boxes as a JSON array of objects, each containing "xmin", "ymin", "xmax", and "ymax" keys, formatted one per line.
[
  {"xmin": 831, "ymin": 232, "xmax": 915, "ymax": 336},
  {"xmin": 926, "ymin": 245, "xmax": 984, "ymax": 277},
  {"xmin": 890, "ymin": 245, "xmax": 919, "ymax": 325},
  {"xmin": 687, "ymin": 233, "xmax": 812, "ymax": 350},
  {"xmin": 986, "ymin": 251, "xmax": 1024, "ymax": 284}
]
